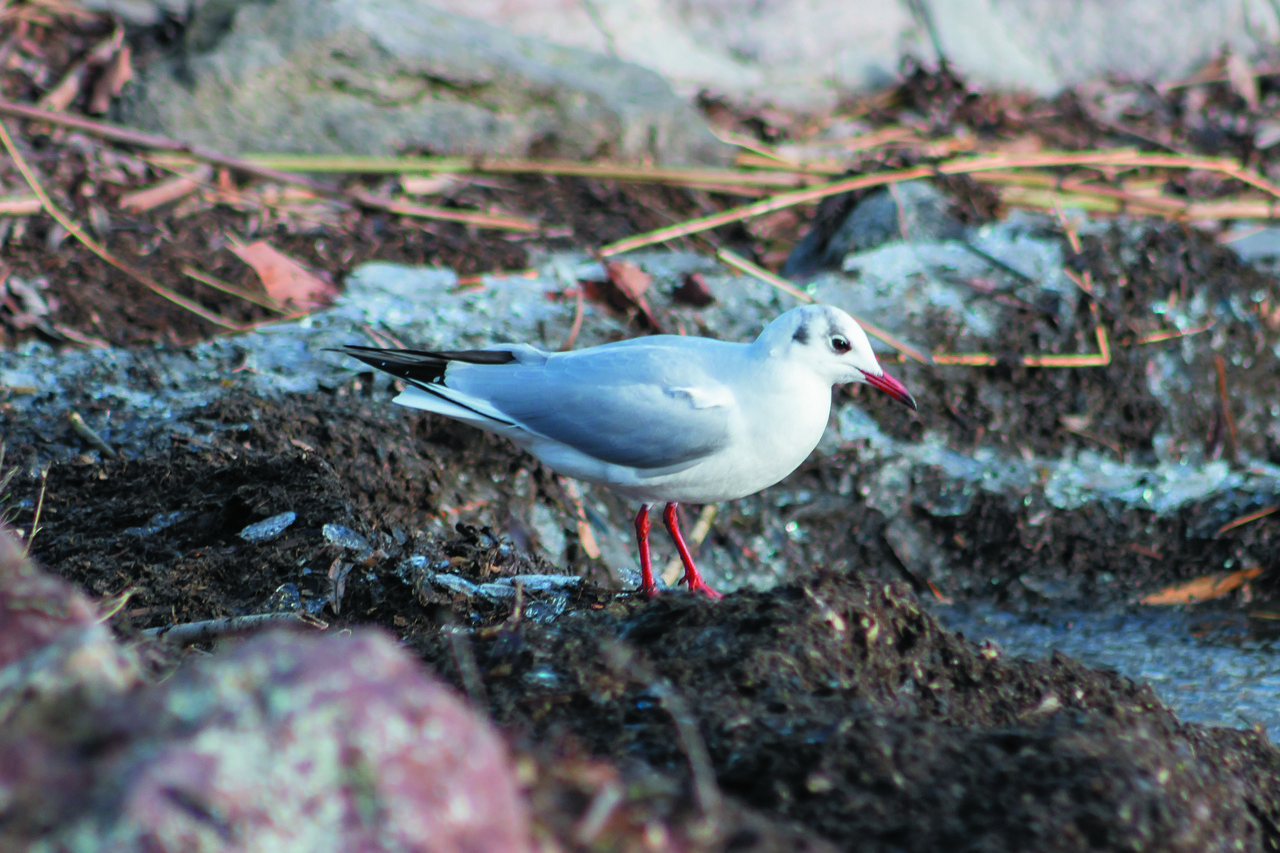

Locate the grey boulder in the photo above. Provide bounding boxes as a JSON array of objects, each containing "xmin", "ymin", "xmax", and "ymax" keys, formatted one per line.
[{"xmin": 123, "ymin": 0, "xmax": 731, "ymax": 164}]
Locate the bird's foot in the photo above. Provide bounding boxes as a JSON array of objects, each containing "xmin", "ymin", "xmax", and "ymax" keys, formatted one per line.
[{"xmin": 682, "ymin": 574, "xmax": 723, "ymax": 599}]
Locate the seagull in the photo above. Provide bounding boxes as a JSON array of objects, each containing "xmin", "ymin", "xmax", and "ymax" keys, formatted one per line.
[{"xmin": 335, "ymin": 304, "xmax": 916, "ymax": 599}]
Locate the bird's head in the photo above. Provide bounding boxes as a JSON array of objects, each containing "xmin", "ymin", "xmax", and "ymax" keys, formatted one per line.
[{"xmin": 761, "ymin": 304, "xmax": 917, "ymax": 410}]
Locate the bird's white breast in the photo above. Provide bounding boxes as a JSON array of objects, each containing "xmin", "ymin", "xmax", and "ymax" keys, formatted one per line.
[{"xmin": 603, "ymin": 361, "xmax": 835, "ymax": 504}]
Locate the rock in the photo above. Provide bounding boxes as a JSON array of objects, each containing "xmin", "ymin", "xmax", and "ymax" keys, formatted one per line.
[
  {"xmin": 0, "ymin": 525, "xmax": 141, "ymax": 700},
  {"xmin": 77, "ymin": 0, "xmax": 187, "ymax": 27},
  {"xmin": 111, "ymin": 630, "xmax": 531, "ymax": 853},
  {"xmin": 427, "ymin": 0, "xmax": 1279, "ymax": 105},
  {"xmin": 0, "ymin": 536, "xmax": 531, "ymax": 853},
  {"xmin": 783, "ymin": 181, "xmax": 964, "ymax": 279},
  {"xmin": 0, "ymin": 524, "xmax": 100, "ymax": 665},
  {"xmin": 122, "ymin": 0, "xmax": 731, "ymax": 165}
]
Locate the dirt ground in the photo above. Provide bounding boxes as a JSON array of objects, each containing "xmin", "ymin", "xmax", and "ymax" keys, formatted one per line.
[{"xmin": 6, "ymin": 9, "xmax": 1280, "ymax": 851}]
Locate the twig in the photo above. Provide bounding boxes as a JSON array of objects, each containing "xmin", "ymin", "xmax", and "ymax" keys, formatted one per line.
[
  {"xmin": 182, "ymin": 265, "xmax": 287, "ymax": 313},
  {"xmin": 712, "ymin": 129, "xmax": 794, "ymax": 163},
  {"xmin": 933, "ymin": 303, "xmax": 1111, "ymax": 367},
  {"xmin": 95, "ymin": 588, "xmax": 135, "ymax": 622},
  {"xmin": 1218, "ymin": 505, "xmax": 1279, "ymax": 536},
  {"xmin": 1214, "ymin": 354, "xmax": 1239, "ymax": 464},
  {"xmin": 0, "ymin": 99, "xmax": 340, "ymax": 194},
  {"xmin": 0, "ymin": 100, "xmax": 537, "ymax": 231},
  {"xmin": 1129, "ymin": 320, "xmax": 1214, "ymax": 345},
  {"xmin": 143, "ymin": 611, "xmax": 325, "ymax": 645},
  {"xmin": 22, "ymin": 464, "xmax": 47, "ymax": 558},
  {"xmin": 1060, "ymin": 422, "xmax": 1124, "ymax": 458},
  {"xmin": 600, "ymin": 166, "xmax": 935, "ymax": 256},
  {"xmin": 67, "ymin": 411, "xmax": 117, "ymax": 457},
  {"xmin": 560, "ymin": 478, "xmax": 601, "ymax": 560},
  {"xmin": 234, "ymin": 152, "xmax": 822, "ymax": 189},
  {"xmin": 361, "ymin": 193, "xmax": 537, "ymax": 232},
  {"xmin": 559, "ymin": 283, "xmax": 585, "ymax": 351},
  {"xmin": 714, "ymin": 247, "xmax": 811, "ymax": 301},
  {"xmin": 454, "ymin": 268, "xmax": 537, "ymax": 288}
]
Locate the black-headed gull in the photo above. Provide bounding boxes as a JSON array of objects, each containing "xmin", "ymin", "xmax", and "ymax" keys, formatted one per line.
[{"xmin": 336, "ymin": 304, "xmax": 916, "ymax": 598}]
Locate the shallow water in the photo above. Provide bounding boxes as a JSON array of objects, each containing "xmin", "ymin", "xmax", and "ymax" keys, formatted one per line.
[{"xmin": 932, "ymin": 600, "xmax": 1280, "ymax": 740}]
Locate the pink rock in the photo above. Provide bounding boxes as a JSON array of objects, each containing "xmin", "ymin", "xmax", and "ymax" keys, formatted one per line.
[
  {"xmin": 117, "ymin": 630, "xmax": 530, "ymax": 853},
  {"xmin": 0, "ymin": 526, "xmax": 530, "ymax": 852},
  {"xmin": 0, "ymin": 524, "xmax": 99, "ymax": 666}
]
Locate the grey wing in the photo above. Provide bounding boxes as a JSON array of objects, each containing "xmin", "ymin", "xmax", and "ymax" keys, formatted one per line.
[{"xmin": 446, "ymin": 344, "xmax": 737, "ymax": 471}]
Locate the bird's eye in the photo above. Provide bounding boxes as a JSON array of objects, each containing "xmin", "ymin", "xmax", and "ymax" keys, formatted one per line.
[{"xmin": 831, "ymin": 335, "xmax": 851, "ymax": 354}]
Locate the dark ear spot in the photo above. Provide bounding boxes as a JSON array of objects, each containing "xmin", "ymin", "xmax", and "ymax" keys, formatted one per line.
[{"xmin": 791, "ymin": 324, "xmax": 810, "ymax": 345}]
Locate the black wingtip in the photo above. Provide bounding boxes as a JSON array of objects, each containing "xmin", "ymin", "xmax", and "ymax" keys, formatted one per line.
[{"xmin": 329, "ymin": 344, "xmax": 520, "ymax": 385}]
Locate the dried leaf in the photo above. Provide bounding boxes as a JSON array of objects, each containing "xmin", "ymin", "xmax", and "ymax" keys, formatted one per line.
[
  {"xmin": 673, "ymin": 272, "xmax": 716, "ymax": 307},
  {"xmin": 38, "ymin": 62, "xmax": 85, "ymax": 112},
  {"xmin": 230, "ymin": 241, "xmax": 337, "ymax": 311},
  {"xmin": 1140, "ymin": 567, "xmax": 1262, "ymax": 605},
  {"xmin": 603, "ymin": 260, "xmax": 662, "ymax": 330},
  {"xmin": 401, "ymin": 173, "xmax": 463, "ymax": 196},
  {"xmin": 88, "ymin": 44, "xmax": 133, "ymax": 114},
  {"xmin": 328, "ymin": 558, "xmax": 353, "ymax": 615},
  {"xmin": 120, "ymin": 165, "xmax": 211, "ymax": 212},
  {"xmin": 745, "ymin": 209, "xmax": 801, "ymax": 241},
  {"xmin": 1226, "ymin": 50, "xmax": 1260, "ymax": 112},
  {"xmin": 605, "ymin": 259, "xmax": 650, "ymax": 299}
]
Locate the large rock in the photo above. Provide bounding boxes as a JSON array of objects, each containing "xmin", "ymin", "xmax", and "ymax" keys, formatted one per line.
[
  {"xmin": 123, "ymin": 0, "xmax": 731, "ymax": 164},
  {"xmin": 427, "ymin": 0, "xmax": 1279, "ymax": 105},
  {"xmin": 0, "ymin": 525, "xmax": 530, "ymax": 853}
]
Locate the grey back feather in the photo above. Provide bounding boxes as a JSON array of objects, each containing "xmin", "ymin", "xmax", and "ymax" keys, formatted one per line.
[{"xmin": 447, "ymin": 338, "xmax": 740, "ymax": 470}]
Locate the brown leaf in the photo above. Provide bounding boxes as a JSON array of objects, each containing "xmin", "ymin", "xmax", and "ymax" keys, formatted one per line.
[
  {"xmin": 603, "ymin": 260, "xmax": 662, "ymax": 330},
  {"xmin": 606, "ymin": 260, "xmax": 651, "ymax": 301},
  {"xmin": 38, "ymin": 63, "xmax": 85, "ymax": 112},
  {"xmin": 88, "ymin": 44, "xmax": 133, "ymax": 114},
  {"xmin": 1226, "ymin": 50, "xmax": 1260, "ymax": 112},
  {"xmin": 672, "ymin": 272, "xmax": 715, "ymax": 307},
  {"xmin": 1141, "ymin": 567, "xmax": 1261, "ymax": 605},
  {"xmin": 230, "ymin": 241, "xmax": 337, "ymax": 311}
]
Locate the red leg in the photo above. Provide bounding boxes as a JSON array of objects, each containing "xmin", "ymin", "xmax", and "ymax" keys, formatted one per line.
[
  {"xmin": 662, "ymin": 502, "xmax": 722, "ymax": 599},
  {"xmin": 634, "ymin": 504, "xmax": 659, "ymax": 598}
]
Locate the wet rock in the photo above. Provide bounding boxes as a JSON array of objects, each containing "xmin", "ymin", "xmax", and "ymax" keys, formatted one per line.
[
  {"xmin": 123, "ymin": 510, "xmax": 190, "ymax": 538},
  {"xmin": 237, "ymin": 510, "xmax": 297, "ymax": 542},
  {"xmin": 321, "ymin": 522, "xmax": 368, "ymax": 550},
  {"xmin": 784, "ymin": 181, "xmax": 964, "ymax": 279},
  {"xmin": 882, "ymin": 515, "xmax": 949, "ymax": 582},
  {"xmin": 123, "ymin": 0, "xmax": 730, "ymax": 165}
]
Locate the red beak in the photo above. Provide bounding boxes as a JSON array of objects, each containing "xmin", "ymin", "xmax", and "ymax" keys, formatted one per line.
[{"xmin": 862, "ymin": 369, "xmax": 917, "ymax": 411}]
